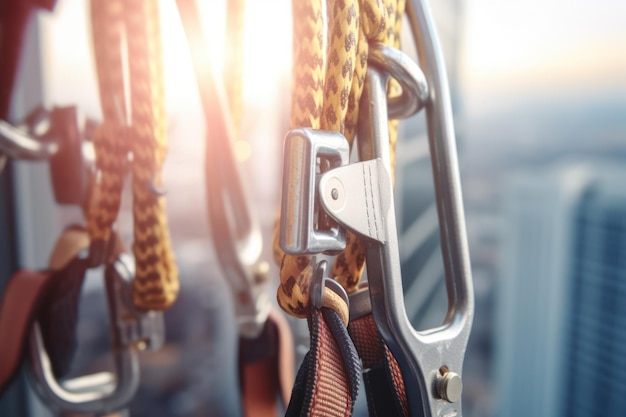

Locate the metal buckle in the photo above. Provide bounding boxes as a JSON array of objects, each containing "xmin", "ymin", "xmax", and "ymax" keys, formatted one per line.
[
  {"xmin": 0, "ymin": 107, "xmax": 58, "ymax": 161},
  {"xmin": 28, "ymin": 247, "xmax": 163, "ymax": 414},
  {"xmin": 175, "ymin": 0, "xmax": 275, "ymax": 339},
  {"xmin": 205, "ymin": 124, "xmax": 272, "ymax": 338},
  {"xmin": 280, "ymin": 129, "xmax": 350, "ymax": 254}
]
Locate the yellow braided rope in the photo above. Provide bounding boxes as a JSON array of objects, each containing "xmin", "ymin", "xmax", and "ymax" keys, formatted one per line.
[
  {"xmin": 89, "ymin": 0, "xmax": 178, "ymax": 311},
  {"xmin": 88, "ymin": 0, "xmax": 127, "ymax": 247},
  {"xmin": 330, "ymin": 0, "xmax": 405, "ymax": 293},
  {"xmin": 275, "ymin": 0, "xmax": 405, "ymax": 318},
  {"xmin": 273, "ymin": 0, "xmax": 325, "ymax": 318}
]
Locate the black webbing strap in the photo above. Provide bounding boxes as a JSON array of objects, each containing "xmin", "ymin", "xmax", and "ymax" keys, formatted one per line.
[
  {"xmin": 37, "ymin": 255, "xmax": 89, "ymax": 378},
  {"xmin": 348, "ymin": 314, "xmax": 409, "ymax": 417},
  {"xmin": 0, "ymin": 226, "xmax": 89, "ymax": 393},
  {"xmin": 285, "ymin": 308, "xmax": 361, "ymax": 417},
  {"xmin": 239, "ymin": 307, "xmax": 294, "ymax": 417}
]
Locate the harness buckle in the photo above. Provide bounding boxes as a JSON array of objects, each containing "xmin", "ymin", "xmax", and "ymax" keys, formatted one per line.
[{"xmin": 280, "ymin": 128, "xmax": 350, "ymax": 255}]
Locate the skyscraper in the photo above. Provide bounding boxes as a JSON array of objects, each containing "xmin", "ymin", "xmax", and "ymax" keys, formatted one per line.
[{"xmin": 495, "ymin": 160, "xmax": 626, "ymax": 417}]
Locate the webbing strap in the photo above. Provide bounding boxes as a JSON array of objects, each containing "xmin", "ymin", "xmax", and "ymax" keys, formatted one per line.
[
  {"xmin": 0, "ymin": 227, "xmax": 90, "ymax": 394},
  {"xmin": 285, "ymin": 308, "xmax": 361, "ymax": 417},
  {"xmin": 38, "ymin": 256, "xmax": 89, "ymax": 378},
  {"xmin": 0, "ymin": 269, "xmax": 50, "ymax": 395},
  {"xmin": 348, "ymin": 314, "xmax": 409, "ymax": 417},
  {"xmin": 239, "ymin": 307, "xmax": 294, "ymax": 416}
]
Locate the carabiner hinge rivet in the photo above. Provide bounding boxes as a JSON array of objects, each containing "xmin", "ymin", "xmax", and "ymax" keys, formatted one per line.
[
  {"xmin": 436, "ymin": 368, "xmax": 462, "ymax": 403},
  {"xmin": 323, "ymin": 176, "xmax": 346, "ymax": 213}
]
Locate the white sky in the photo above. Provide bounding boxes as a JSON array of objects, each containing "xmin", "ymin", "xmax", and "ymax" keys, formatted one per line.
[
  {"xmin": 39, "ymin": 0, "xmax": 626, "ymax": 128},
  {"xmin": 461, "ymin": 0, "xmax": 626, "ymax": 112}
]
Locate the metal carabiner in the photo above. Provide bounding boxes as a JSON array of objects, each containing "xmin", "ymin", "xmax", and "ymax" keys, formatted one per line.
[
  {"xmin": 28, "ymin": 237, "xmax": 164, "ymax": 415},
  {"xmin": 0, "ymin": 117, "xmax": 58, "ymax": 161},
  {"xmin": 0, "ymin": 106, "xmax": 95, "ymax": 206},
  {"xmin": 176, "ymin": 0, "xmax": 272, "ymax": 339},
  {"xmin": 314, "ymin": 40, "xmax": 474, "ymax": 417}
]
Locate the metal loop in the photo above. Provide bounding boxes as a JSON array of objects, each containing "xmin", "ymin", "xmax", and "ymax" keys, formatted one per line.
[
  {"xmin": 367, "ymin": 43, "xmax": 430, "ymax": 120},
  {"xmin": 311, "ymin": 259, "xmax": 350, "ymax": 325},
  {"xmin": 28, "ymin": 235, "xmax": 162, "ymax": 414},
  {"xmin": 0, "ymin": 119, "xmax": 58, "ymax": 161}
]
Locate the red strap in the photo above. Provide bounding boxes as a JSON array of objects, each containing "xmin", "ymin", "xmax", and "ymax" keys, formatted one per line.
[
  {"xmin": 240, "ymin": 307, "xmax": 295, "ymax": 417},
  {"xmin": 285, "ymin": 308, "xmax": 361, "ymax": 417},
  {"xmin": 0, "ymin": 269, "xmax": 51, "ymax": 394},
  {"xmin": 0, "ymin": 227, "xmax": 92, "ymax": 394},
  {"xmin": 348, "ymin": 314, "xmax": 409, "ymax": 417}
]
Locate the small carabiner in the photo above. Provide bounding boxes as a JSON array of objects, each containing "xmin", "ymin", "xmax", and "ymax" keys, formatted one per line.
[{"xmin": 28, "ymin": 228, "xmax": 164, "ymax": 415}]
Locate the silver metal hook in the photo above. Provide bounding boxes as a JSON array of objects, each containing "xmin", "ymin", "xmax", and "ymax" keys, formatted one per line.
[
  {"xmin": 367, "ymin": 43, "xmax": 429, "ymax": 120},
  {"xmin": 0, "ymin": 118, "xmax": 58, "ymax": 161},
  {"xmin": 177, "ymin": 0, "xmax": 271, "ymax": 339},
  {"xmin": 310, "ymin": 259, "xmax": 350, "ymax": 311},
  {"xmin": 320, "ymin": 5, "xmax": 474, "ymax": 412},
  {"xmin": 28, "ymin": 245, "xmax": 163, "ymax": 414}
]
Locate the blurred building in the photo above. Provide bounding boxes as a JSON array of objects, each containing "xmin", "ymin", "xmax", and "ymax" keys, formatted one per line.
[{"xmin": 495, "ymin": 160, "xmax": 626, "ymax": 417}]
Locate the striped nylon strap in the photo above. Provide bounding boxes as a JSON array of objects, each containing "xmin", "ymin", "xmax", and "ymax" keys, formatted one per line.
[
  {"xmin": 349, "ymin": 314, "xmax": 409, "ymax": 417},
  {"xmin": 88, "ymin": 0, "xmax": 178, "ymax": 311},
  {"xmin": 285, "ymin": 308, "xmax": 362, "ymax": 417}
]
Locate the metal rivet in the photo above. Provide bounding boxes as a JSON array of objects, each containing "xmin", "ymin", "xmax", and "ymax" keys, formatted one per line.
[
  {"xmin": 324, "ymin": 177, "xmax": 345, "ymax": 212},
  {"xmin": 437, "ymin": 370, "xmax": 462, "ymax": 403}
]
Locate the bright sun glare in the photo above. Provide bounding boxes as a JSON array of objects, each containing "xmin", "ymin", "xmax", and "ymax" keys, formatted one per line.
[{"xmin": 160, "ymin": 0, "xmax": 292, "ymax": 107}]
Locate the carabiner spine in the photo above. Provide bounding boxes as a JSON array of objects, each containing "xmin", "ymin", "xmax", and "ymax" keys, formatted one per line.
[{"xmin": 406, "ymin": 0, "xmax": 475, "ymax": 329}]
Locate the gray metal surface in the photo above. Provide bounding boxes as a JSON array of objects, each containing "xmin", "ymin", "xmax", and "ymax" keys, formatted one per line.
[
  {"xmin": 346, "ymin": 62, "xmax": 470, "ymax": 417},
  {"xmin": 0, "ymin": 120, "xmax": 57, "ymax": 161},
  {"xmin": 280, "ymin": 129, "xmax": 350, "ymax": 254},
  {"xmin": 368, "ymin": 43, "xmax": 429, "ymax": 120}
]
